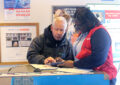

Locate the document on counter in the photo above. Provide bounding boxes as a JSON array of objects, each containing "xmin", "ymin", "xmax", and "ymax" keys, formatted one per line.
[
  {"xmin": 31, "ymin": 64, "xmax": 93, "ymax": 74},
  {"xmin": 30, "ymin": 64, "xmax": 58, "ymax": 70},
  {"xmin": 56, "ymin": 68, "xmax": 93, "ymax": 74}
]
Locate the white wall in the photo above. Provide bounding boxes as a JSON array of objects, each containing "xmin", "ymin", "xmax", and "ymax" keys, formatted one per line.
[{"xmin": 0, "ymin": 0, "xmax": 120, "ymax": 34}]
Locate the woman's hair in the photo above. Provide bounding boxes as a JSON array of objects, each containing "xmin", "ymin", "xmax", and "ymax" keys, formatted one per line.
[{"xmin": 74, "ymin": 7, "xmax": 101, "ymax": 32}]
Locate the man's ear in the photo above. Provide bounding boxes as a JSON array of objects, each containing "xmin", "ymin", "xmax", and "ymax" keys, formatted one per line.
[{"xmin": 51, "ymin": 25, "xmax": 53, "ymax": 31}]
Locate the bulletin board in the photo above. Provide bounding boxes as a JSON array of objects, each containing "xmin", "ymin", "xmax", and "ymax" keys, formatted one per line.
[{"xmin": 0, "ymin": 23, "xmax": 39, "ymax": 65}]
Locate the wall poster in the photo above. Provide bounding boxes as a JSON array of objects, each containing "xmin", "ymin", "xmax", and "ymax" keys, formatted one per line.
[
  {"xmin": 0, "ymin": 23, "xmax": 39, "ymax": 65},
  {"xmin": 4, "ymin": 0, "xmax": 30, "ymax": 20},
  {"xmin": 52, "ymin": 6, "xmax": 84, "ymax": 40},
  {"xmin": 52, "ymin": 6, "xmax": 84, "ymax": 19}
]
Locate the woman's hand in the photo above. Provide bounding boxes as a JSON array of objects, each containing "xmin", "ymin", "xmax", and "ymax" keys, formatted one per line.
[
  {"xmin": 55, "ymin": 57, "xmax": 64, "ymax": 62},
  {"xmin": 57, "ymin": 60, "xmax": 74, "ymax": 68}
]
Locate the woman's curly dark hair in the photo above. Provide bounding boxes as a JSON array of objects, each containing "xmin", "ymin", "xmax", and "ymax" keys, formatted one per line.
[{"xmin": 74, "ymin": 7, "xmax": 101, "ymax": 32}]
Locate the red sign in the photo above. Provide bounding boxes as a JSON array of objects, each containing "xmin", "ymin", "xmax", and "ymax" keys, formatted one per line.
[{"xmin": 105, "ymin": 10, "xmax": 120, "ymax": 19}]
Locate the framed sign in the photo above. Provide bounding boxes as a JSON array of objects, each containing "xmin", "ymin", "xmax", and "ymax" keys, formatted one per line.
[{"xmin": 0, "ymin": 23, "xmax": 39, "ymax": 65}]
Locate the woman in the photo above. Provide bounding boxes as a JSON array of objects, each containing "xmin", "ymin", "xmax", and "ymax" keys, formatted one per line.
[{"xmin": 58, "ymin": 7, "xmax": 117, "ymax": 85}]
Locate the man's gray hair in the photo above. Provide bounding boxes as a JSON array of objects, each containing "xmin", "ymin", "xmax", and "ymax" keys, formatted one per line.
[{"xmin": 52, "ymin": 16, "xmax": 67, "ymax": 29}]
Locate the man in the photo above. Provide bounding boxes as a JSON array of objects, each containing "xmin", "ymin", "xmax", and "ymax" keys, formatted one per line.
[
  {"xmin": 27, "ymin": 16, "xmax": 74, "ymax": 64},
  {"xmin": 54, "ymin": 9, "xmax": 75, "ymax": 41}
]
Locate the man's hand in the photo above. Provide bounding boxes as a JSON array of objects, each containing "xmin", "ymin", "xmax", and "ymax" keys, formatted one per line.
[
  {"xmin": 44, "ymin": 57, "xmax": 56, "ymax": 64},
  {"xmin": 57, "ymin": 60, "xmax": 74, "ymax": 68}
]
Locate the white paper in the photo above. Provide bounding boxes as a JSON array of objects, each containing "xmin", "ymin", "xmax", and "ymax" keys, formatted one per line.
[{"xmin": 31, "ymin": 64, "xmax": 58, "ymax": 70}]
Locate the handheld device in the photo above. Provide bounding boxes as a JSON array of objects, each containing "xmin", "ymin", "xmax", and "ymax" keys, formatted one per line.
[{"xmin": 51, "ymin": 62, "xmax": 64, "ymax": 67}]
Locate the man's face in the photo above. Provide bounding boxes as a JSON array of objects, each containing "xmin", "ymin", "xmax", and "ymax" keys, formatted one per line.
[{"xmin": 51, "ymin": 21, "xmax": 67, "ymax": 41}]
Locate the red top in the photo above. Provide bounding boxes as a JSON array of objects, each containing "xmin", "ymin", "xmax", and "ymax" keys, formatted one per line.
[{"xmin": 75, "ymin": 25, "xmax": 117, "ymax": 80}]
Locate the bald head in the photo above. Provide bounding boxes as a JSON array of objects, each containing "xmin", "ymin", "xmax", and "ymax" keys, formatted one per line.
[{"xmin": 51, "ymin": 17, "xmax": 67, "ymax": 41}]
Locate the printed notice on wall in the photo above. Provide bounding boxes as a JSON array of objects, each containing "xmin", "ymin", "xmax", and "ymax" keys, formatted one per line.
[
  {"xmin": 4, "ymin": 0, "xmax": 30, "ymax": 20},
  {"xmin": 0, "ymin": 26, "xmax": 36, "ymax": 62},
  {"xmin": 87, "ymin": 4, "xmax": 120, "ymax": 28}
]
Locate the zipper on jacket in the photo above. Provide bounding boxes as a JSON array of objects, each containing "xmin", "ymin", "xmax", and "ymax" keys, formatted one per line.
[{"xmin": 56, "ymin": 44, "xmax": 57, "ymax": 47}]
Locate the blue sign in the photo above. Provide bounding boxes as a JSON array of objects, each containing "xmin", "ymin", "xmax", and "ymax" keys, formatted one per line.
[{"xmin": 4, "ymin": 0, "xmax": 30, "ymax": 9}]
